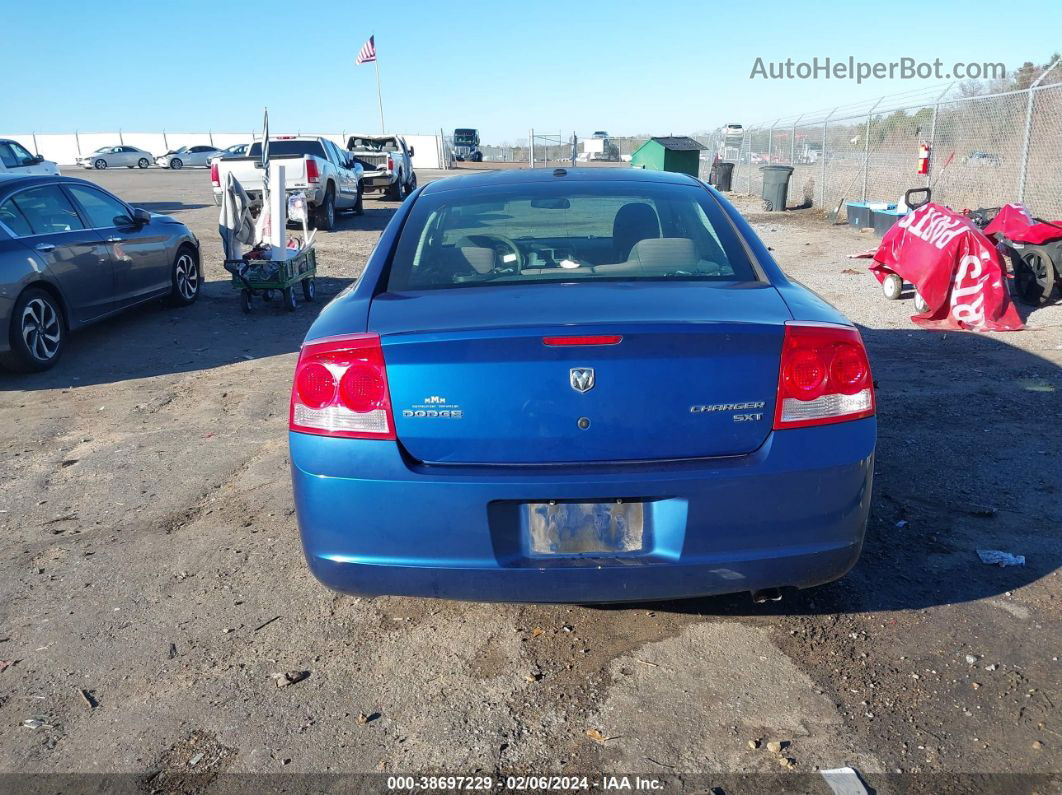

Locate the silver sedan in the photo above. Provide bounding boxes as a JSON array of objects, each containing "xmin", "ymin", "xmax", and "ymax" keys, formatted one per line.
[
  {"xmin": 76, "ymin": 146, "xmax": 154, "ymax": 170},
  {"xmin": 155, "ymin": 146, "xmax": 222, "ymax": 170}
]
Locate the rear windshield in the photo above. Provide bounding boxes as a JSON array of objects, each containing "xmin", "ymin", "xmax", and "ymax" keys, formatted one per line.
[
  {"xmin": 247, "ymin": 141, "xmax": 325, "ymax": 159},
  {"xmin": 349, "ymin": 137, "xmax": 399, "ymax": 152},
  {"xmin": 387, "ymin": 181, "xmax": 757, "ymax": 291}
]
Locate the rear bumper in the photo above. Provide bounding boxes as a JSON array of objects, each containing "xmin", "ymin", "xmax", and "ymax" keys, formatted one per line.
[
  {"xmin": 362, "ymin": 171, "xmax": 395, "ymax": 190},
  {"xmin": 290, "ymin": 419, "xmax": 875, "ymax": 603}
]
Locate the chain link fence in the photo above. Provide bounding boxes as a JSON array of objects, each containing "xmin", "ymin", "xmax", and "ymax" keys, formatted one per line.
[
  {"xmin": 438, "ymin": 74, "xmax": 1059, "ymax": 219},
  {"xmin": 731, "ymin": 79, "xmax": 1062, "ymax": 219}
]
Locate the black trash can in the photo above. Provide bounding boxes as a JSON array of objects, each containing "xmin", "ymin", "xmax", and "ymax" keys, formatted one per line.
[
  {"xmin": 713, "ymin": 161, "xmax": 735, "ymax": 191},
  {"xmin": 760, "ymin": 165, "xmax": 794, "ymax": 211}
]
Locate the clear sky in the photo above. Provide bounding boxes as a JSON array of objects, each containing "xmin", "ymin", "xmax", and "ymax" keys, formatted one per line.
[{"xmin": 5, "ymin": 0, "xmax": 1060, "ymax": 141}]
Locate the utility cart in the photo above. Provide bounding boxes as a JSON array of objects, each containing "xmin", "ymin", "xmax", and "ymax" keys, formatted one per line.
[
  {"xmin": 879, "ymin": 188, "xmax": 931, "ymax": 310},
  {"xmin": 224, "ymin": 246, "xmax": 317, "ymax": 313},
  {"xmin": 219, "ymin": 156, "xmax": 319, "ymax": 314}
]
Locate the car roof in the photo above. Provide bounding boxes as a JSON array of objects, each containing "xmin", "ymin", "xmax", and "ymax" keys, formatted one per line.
[
  {"xmin": 420, "ymin": 166, "xmax": 702, "ymax": 195},
  {"xmin": 0, "ymin": 174, "xmax": 117, "ymax": 195}
]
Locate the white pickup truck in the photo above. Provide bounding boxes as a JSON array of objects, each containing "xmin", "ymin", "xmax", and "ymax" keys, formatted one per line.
[
  {"xmin": 0, "ymin": 139, "xmax": 60, "ymax": 176},
  {"xmin": 211, "ymin": 136, "xmax": 363, "ymax": 230},
  {"xmin": 347, "ymin": 134, "xmax": 417, "ymax": 201}
]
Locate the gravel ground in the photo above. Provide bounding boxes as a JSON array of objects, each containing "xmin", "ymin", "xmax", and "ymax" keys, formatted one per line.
[{"xmin": 0, "ymin": 167, "xmax": 1059, "ymax": 792}]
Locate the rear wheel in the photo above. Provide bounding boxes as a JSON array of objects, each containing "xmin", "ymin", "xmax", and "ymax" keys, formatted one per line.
[
  {"xmin": 314, "ymin": 187, "xmax": 336, "ymax": 231},
  {"xmin": 882, "ymin": 273, "xmax": 903, "ymax": 300},
  {"xmin": 302, "ymin": 278, "xmax": 316, "ymax": 302},
  {"xmin": 137, "ymin": 158, "xmax": 149, "ymax": 169},
  {"xmin": 1015, "ymin": 249, "xmax": 1056, "ymax": 305},
  {"xmin": 240, "ymin": 290, "xmax": 253, "ymax": 314},
  {"xmin": 170, "ymin": 158, "xmax": 183, "ymax": 170},
  {"xmin": 913, "ymin": 292, "xmax": 929, "ymax": 313},
  {"xmin": 283, "ymin": 286, "xmax": 297, "ymax": 312},
  {"xmin": 2, "ymin": 288, "xmax": 65, "ymax": 372},
  {"xmin": 93, "ymin": 159, "xmax": 107, "ymax": 170}
]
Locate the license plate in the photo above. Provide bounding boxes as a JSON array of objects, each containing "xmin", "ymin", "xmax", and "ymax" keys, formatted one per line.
[{"xmin": 524, "ymin": 501, "xmax": 645, "ymax": 556}]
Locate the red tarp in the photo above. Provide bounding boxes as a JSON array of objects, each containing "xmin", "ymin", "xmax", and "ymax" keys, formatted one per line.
[
  {"xmin": 870, "ymin": 203, "xmax": 1023, "ymax": 332},
  {"xmin": 983, "ymin": 202, "xmax": 1062, "ymax": 245}
]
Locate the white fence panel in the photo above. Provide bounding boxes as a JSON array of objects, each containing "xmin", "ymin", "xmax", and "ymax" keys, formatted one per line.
[
  {"xmin": 121, "ymin": 133, "xmax": 167, "ymax": 156},
  {"xmin": 3, "ymin": 131, "xmax": 446, "ymax": 169},
  {"xmin": 405, "ymin": 135, "xmax": 442, "ymax": 169}
]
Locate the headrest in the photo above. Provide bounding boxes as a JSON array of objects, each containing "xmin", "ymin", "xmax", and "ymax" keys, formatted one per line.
[{"xmin": 627, "ymin": 237, "xmax": 696, "ymax": 268}]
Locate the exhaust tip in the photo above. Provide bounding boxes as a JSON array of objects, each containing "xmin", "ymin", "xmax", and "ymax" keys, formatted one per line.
[{"xmin": 751, "ymin": 588, "xmax": 783, "ymax": 604}]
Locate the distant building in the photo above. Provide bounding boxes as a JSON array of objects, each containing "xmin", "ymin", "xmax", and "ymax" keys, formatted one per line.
[{"xmin": 630, "ymin": 136, "xmax": 707, "ymax": 177}]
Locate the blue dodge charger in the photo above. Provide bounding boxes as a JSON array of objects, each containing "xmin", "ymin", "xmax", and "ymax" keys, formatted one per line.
[{"xmin": 289, "ymin": 168, "xmax": 875, "ymax": 603}]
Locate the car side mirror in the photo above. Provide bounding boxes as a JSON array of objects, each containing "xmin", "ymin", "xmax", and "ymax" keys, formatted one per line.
[
  {"xmin": 24, "ymin": 155, "xmax": 45, "ymax": 165},
  {"xmin": 132, "ymin": 208, "xmax": 151, "ymax": 225},
  {"xmin": 408, "ymin": 147, "xmax": 414, "ymax": 157}
]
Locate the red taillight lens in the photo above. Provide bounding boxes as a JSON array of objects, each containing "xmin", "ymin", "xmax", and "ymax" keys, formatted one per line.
[
  {"xmin": 210, "ymin": 163, "xmax": 220, "ymax": 187},
  {"xmin": 306, "ymin": 158, "xmax": 320, "ymax": 183},
  {"xmin": 295, "ymin": 362, "xmax": 337, "ymax": 409},
  {"xmin": 782, "ymin": 348, "xmax": 828, "ymax": 399},
  {"xmin": 387, "ymin": 155, "xmax": 394, "ymax": 172},
  {"xmin": 543, "ymin": 335, "xmax": 622, "ymax": 346},
  {"xmin": 339, "ymin": 363, "xmax": 387, "ymax": 413},
  {"xmin": 289, "ymin": 334, "xmax": 395, "ymax": 440},
  {"xmin": 773, "ymin": 323, "xmax": 874, "ymax": 430}
]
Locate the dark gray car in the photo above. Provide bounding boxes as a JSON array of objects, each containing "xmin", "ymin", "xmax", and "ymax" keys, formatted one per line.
[{"xmin": 0, "ymin": 175, "xmax": 200, "ymax": 372}]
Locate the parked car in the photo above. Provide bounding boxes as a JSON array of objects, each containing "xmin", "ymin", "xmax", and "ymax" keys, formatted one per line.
[
  {"xmin": 0, "ymin": 139, "xmax": 60, "ymax": 176},
  {"xmin": 212, "ymin": 136, "xmax": 363, "ymax": 230},
  {"xmin": 347, "ymin": 134, "xmax": 416, "ymax": 200},
  {"xmin": 289, "ymin": 168, "xmax": 876, "ymax": 603},
  {"xmin": 209, "ymin": 143, "xmax": 250, "ymax": 164},
  {"xmin": 76, "ymin": 146, "xmax": 154, "ymax": 170},
  {"xmin": 0, "ymin": 175, "xmax": 200, "ymax": 372},
  {"xmin": 156, "ymin": 146, "xmax": 222, "ymax": 170}
]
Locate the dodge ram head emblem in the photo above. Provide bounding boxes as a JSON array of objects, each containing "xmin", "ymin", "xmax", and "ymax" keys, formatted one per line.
[{"xmin": 569, "ymin": 368, "xmax": 595, "ymax": 393}]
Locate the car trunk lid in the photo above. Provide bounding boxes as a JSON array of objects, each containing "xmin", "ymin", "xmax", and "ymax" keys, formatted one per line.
[{"xmin": 370, "ymin": 282, "xmax": 791, "ymax": 464}]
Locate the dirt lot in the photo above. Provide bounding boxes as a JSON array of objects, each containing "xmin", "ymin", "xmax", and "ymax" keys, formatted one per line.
[{"xmin": 0, "ymin": 166, "xmax": 1059, "ymax": 792}]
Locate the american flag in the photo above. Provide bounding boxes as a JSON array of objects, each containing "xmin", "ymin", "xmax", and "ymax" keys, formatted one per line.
[{"xmin": 355, "ymin": 35, "xmax": 376, "ymax": 65}]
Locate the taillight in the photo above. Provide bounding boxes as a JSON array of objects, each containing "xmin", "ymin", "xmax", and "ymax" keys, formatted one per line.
[
  {"xmin": 289, "ymin": 334, "xmax": 395, "ymax": 440},
  {"xmin": 210, "ymin": 163, "xmax": 219, "ymax": 187},
  {"xmin": 387, "ymin": 155, "xmax": 394, "ymax": 172},
  {"xmin": 773, "ymin": 323, "xmax": 874, "ymax": 429},
  {"xmin": 306, "ymin": 158, "xmax": 320, "ymax": 184},
  {"xmin": 543, "ymin": 335, "xmax": 622, "ymax": 346}
]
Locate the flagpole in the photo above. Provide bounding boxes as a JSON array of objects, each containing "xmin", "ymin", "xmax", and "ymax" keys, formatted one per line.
[{"xmin": 374, "ymin": 47, "xmax": 385, "ymax": 134}]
